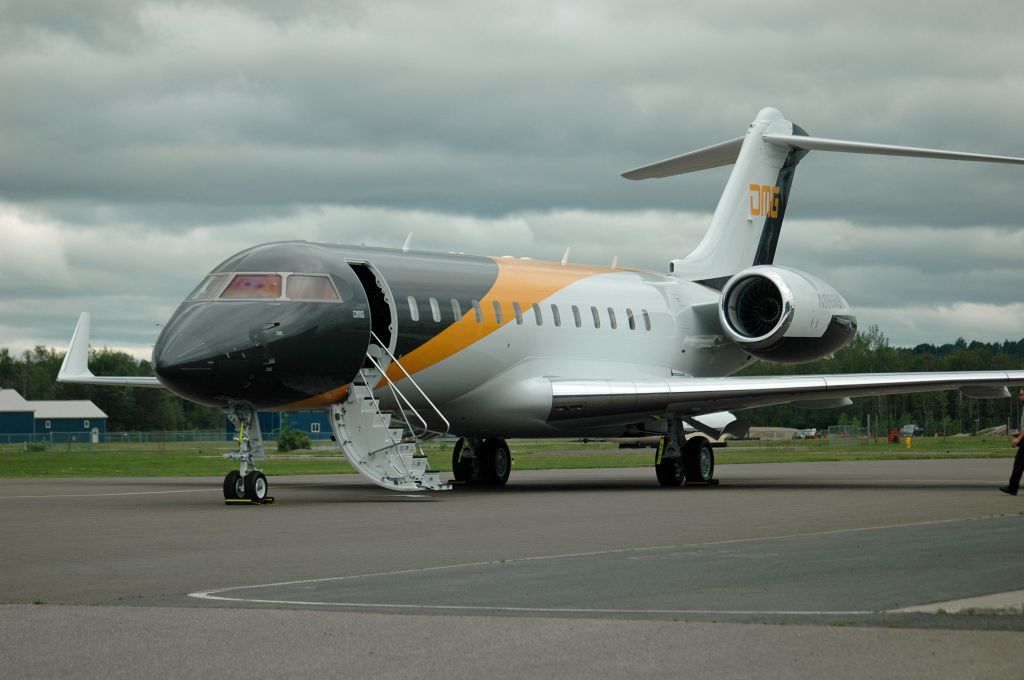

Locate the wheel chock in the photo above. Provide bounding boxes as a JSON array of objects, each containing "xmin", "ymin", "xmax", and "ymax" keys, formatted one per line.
[{"xmin": 224, "ymin": 496, "xmax": 276, "ymax": 506}]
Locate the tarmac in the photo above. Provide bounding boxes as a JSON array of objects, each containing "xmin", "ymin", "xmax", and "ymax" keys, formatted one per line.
[{"xmin": 1, "ymin": 457, "xmax": 1022, "ymax": 678}]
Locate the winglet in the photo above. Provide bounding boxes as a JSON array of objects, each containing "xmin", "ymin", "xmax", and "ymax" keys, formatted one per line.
[
  {"xmin": 56, "ymin": 313, "xmax": 163, "ymax": 388},
  {"xmin": 58, "ymin": 312, "xmax": 95, "ymax": 382}
]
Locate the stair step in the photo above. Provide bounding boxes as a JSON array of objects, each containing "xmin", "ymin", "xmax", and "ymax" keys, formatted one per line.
[{"xmin": 328, "ymin": 359, "xmax": 450, "ymax": 493}]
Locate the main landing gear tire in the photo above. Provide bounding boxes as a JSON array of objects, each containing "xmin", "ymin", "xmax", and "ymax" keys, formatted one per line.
[
  {"xmin": 481, "ymin": 438, "xmax": 511, "ymax": 486},
  {"xmin": 683, "ymin": 437, "xmax": 715, "ymax": 484},
  {"xmin": 451, "ymin": 438, "xmax": 471, "ymax": 482},
  {"xmin": 655, "ymin": 448, "xmax": 685, "ymax": 487},
  {"xmin": 244, "ymin": 471, "xmax": 269, "ymax": 501},
  {"xmin": 223, "ymin": 470, "xmax": 246, "ymax": 500},
  {"xmin": 452, "ymin": 437, "xmax": 511, "ymax": 486}
]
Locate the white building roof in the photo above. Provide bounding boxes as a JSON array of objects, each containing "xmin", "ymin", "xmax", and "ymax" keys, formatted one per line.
[
  {"xmin": 0, "ymin": 389, "xmax": 107, "ymax": 419},
  {"xmin": 31, "ymin": 400, "xmax": 108, "ymax": 420},
  {"xmin": 0, "ymin": 389, "xmax": 33, "ymax": 412}
]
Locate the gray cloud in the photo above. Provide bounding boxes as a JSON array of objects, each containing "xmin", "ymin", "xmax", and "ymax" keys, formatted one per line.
[{"xmin": 0, "ymin": 0, "xmax": 1021, "ymax": 354}]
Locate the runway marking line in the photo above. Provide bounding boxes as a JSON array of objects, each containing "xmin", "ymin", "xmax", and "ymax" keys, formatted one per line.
[
  {"xmin": 0, "ymin": 485, "xmax": 429, "ymax": 501},
  {"xmin": 189, "ymin": 513, "xmax": 1016, "ymax": 616},
  {"xmin": 0, "ymin": 488, "xmax": 217, "ymax": 500}
]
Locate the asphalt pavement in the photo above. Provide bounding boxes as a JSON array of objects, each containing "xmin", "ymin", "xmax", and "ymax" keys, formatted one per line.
[{"xmin": 1, "ymin": 458, "xmax": 1022, "ymax": 678}]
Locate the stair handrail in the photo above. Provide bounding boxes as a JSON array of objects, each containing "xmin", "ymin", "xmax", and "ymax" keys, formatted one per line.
[
  {"xmin": 368, "ymin": 331, "xmax": 451, "ymax": 435},
  {"xmin": 361, "ymin": 357, "xmax": 431, "ymax": 439}
]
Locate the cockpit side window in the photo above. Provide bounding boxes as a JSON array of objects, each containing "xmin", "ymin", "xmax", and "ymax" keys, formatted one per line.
[
  {"xmin": 187, "ymin": 274, "xmax": 229, "ymax": 300},
  {"xmin": 220, "ymin": 274, "xmax": 282, "ymax": 299},
  {"xmin": 286, "ymin": 274, "xmax": 341, "ymax": 301}
]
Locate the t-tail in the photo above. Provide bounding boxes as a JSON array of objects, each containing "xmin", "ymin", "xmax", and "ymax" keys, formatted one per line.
[{"xmin": 624, "ymin": 106, "xmax": 1024, "ymax": 288}]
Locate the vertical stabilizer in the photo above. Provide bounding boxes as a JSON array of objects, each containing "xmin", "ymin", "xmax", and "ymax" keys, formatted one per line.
[
  {"xmin": 674, "ymin": 108, "xmax": 807, "ymax": 287},
  {"xmin": 624, "ymin": 107, "xmax": 808, "ymax": 288},
  {"xmin": 623, "ymin": 107, "xmax": 1024, "ymax": 289}
]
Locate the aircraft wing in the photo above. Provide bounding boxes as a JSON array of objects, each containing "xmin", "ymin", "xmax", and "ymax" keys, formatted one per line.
[
  {"xmin": 548, "ymin": 371, "xmax": 1024, "ymax": 421},
  {"xmin": 57, "ymin": 313, "xmax": 163, "ymax": 388}
]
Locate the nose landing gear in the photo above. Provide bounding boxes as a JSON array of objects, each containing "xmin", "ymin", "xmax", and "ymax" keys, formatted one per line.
[{"xmin": 223, "ymin": 406, "xmax": 271, "ymax": 502}]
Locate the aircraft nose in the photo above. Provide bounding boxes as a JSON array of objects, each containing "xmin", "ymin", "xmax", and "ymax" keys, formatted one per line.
[
  {"xmin": 154, "ymin": 332, "xmax": 212, "ymax": 370},
  {"xmin": 153, "ymin": 300, "xmax": 370, "ymax": 409}
]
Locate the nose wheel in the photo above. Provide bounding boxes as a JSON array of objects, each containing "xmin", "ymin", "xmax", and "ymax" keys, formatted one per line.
[
  {"xmin": 222, "ymin": 470, "xmax": 270, "ymax": 501},
  {"xmin": 222, "ymin": 405, "xmax": 271, "ymax": 503},
  {"xmin": 223, "ymin": 470, "xmax": 245, "ymax": 499}
]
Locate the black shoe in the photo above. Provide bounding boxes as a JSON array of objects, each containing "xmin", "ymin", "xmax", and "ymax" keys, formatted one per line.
[{"xmin": 999, "ymin": 485, "xmax": 1018, "ymax": 496}]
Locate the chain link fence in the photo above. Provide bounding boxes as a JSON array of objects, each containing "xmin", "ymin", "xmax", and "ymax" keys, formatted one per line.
[
  {"xmin": 826, "ymin": 425, "xmax": 869, "ymax": 445},
  {"xmin": 0, "ymin": 430, "xmax": 235, "ymax": 445}
]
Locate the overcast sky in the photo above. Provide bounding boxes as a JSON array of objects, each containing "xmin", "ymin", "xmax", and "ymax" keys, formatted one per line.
[{"xmin": 1, "ymin": 0, "xmax": 1022, "ymax": 359}]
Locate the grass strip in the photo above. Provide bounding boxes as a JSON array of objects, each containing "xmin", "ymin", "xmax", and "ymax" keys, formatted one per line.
[{"xmin": 0, "ymin": 437, "xmax": 1014, "ymax": 478}]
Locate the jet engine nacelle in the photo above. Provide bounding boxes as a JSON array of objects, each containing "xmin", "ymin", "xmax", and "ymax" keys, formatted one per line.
[{"xmin": 718, "ymin": 265, "xmax": 857, "ymax": 363}]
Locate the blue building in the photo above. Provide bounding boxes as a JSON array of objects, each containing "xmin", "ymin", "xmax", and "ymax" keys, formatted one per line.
[
  {"xmin": 226, "ymin": 410, "xmax": 333, "ymax": 442},
  {"xmin": 0, "ymin": 389, "xmax": 108, "ymax": 443},
  {"xmin": 0, "ymin": 390, "xmax": 35, "ymax": 442}
]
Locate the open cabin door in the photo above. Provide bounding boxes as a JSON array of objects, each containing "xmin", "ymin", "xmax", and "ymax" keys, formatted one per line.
[{"xmin": 347, "ymin": 262, "xmax": 397, "ymax": 371}]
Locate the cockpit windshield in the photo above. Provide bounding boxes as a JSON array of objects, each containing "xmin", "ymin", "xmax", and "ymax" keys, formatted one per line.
[
  {"xmin": 220, "ymin": 274, "xmax": 282, "ymax": 299},
  {"xmin": 187, "ymin": 274, "xmax": 229, "ymax": 301},
  {"xmin": 186, "ymin": 272, "xmax": 342, "ymax": 302},
  {"xmin": 286, "ymin": 274, "xmax": 340, "ymax": 301}
]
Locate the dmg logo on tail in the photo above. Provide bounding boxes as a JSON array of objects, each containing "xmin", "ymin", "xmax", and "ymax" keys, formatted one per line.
[{"xmin": 749, "ymin": 184, "xmax": 781, "ymax": 218}]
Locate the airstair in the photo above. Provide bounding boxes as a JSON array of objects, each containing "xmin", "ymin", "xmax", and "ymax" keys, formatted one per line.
[{"xmin": 329, "ymin": 337, "xmax": 450, "ymax": 491}]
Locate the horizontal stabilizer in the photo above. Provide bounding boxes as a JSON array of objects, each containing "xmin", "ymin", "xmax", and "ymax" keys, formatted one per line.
[
  {"xmin": 57, "ymin": 313, "xmax": 163, "ymax": 388},
  {"xmin": 762, "ymin": 134, "xmax": 1024, "ymax": 165},
  {"xmin": 622, "ymin": 137, "xmax": 744, "ymax": 180}
]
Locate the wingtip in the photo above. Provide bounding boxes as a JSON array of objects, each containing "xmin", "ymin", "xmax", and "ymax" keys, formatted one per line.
[{"xmin": 57, "ymin": 312, "xmax": 94, "ymax": 382}]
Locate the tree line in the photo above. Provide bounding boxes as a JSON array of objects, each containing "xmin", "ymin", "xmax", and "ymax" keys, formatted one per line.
[
  {"xmin": 1, "ymin": 325, "xmax": 1021, "ymax": 433},
  {"xmin": 738, "ymin": 326, "xmax": 1024, "ymax": 435},
  {"xmin": 0, "ymin": 346, "xmax": 222, "ymax": 431}
]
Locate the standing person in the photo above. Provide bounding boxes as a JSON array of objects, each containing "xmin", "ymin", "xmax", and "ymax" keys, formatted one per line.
[{"xmin": 1000, "ymin": 387, "xmax": 1024, "ymax": 495}]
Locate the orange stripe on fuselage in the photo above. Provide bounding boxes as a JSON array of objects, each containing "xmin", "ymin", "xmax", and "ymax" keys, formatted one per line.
[
  {"xmin": 278, "ymin": 257, "xmax": 608, "ymax": 411},
  {"xmin": 381, "ymin": 257, "xmax": 605, "ymax": 382},
  {"xmin": 279, "ymin": 384, "xmax": 350, "ymax": 411}
]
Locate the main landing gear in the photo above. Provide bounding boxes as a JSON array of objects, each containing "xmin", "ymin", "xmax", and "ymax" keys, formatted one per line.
[
  {"xmin": 451, "ymin": 437, "xmax": 511, "ymax": 486},
  {"xmin": 222, "ymin": 406, "xmax": 271, "ymax": 502},
  {"xmin": 655, "ymin": 418, "xmax": 716, "ymax": 487}
]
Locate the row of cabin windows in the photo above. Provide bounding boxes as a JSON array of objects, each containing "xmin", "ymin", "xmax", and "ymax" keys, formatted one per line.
[{"xmin": 406, "ymin": 296, "xmax": 653, "ymax": 331}]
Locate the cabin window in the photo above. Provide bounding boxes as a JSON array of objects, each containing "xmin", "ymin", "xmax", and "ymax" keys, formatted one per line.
[
  {"xmin": 286, "ymin": 274, "xmax": 340, "ymax": 301},
  {"xmin": 512, "ymin": 302, "xmax": 524, "ymax": 325},
  {"xmin": 83, "ymin": 420, "xmax": 90, "ymax": 428},
  {"xmin": 591, "ymin": 306, "xmax": 601, "ymax": 328},
  {"xmin": 451, "ymin": 298, "xmax": 463, "ymax": 320},
  {"xmin": 310, "ymin": 422, "xmax": 321, "ymax": 434},
  {"xmin": 472, "ymin": 300, "xmax": 483, "ymax": 323},
  {"xmin": 429, "ymin": 297, "xmax": 441, "ymax": 323},
  {"xmin": 571, "ymin": 305, "xmax": 582, "ymax": 328},
  {"xmin": 642, "ymin": 309, "xmax": 652, "ymax": 331},
  {"xmin": 626, "ymin": 308, "xmax": 636, "ymax": 330},
  {"xmin": 45, "ymin": 420, "xmax": 51, "ymax": 429},
  {"xmin": 220, "ymin": 274, "xmax": 282, "ymax": 299},
  {"xmin": 493, "ymin": 300, "xmax": 504, "ymax": 325},
  {"xmin": 188, "ymin": 274, "xmax": 228, "ymax": 300},
  {"xmin": 532, "ymin": 303, "xmax": 543, "ymax": 326},
  {"xmin": 607, "ymin": 307, "xmax": 617, "ymax": 329},
  {"xmin": 551, "ymin": 304, "xmax": 562, "ymax": 327},
  {"xmin": 407, "ymin": 296, "xmax": 420, "ymax": 321}
]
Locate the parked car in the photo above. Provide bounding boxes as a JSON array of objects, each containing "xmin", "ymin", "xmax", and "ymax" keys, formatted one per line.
[
  {"xmin": 900, "ymin": 424, "xmax": 924, "ymax": 437},
  {"xmin": 793, "ymin": 428, "xmax": 818, "ymax": 439}
]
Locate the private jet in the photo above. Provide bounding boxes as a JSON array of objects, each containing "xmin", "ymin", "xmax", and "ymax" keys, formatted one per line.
[{"xmin": 58, "ymin": 107, "xmax": 1024, "ymax": 500}]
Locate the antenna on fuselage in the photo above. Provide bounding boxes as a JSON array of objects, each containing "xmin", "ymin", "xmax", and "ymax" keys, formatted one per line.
[
  {"xmin": 611, "ymin": 256, "xmax": 619, "ymax": 269},
  {"xmin": 561, "ymin": 247, "xmax": 571, "ymax": 265},
  {"xmin": 402, "ymin": 233, "xmax": 414, "ymax": 252}
]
